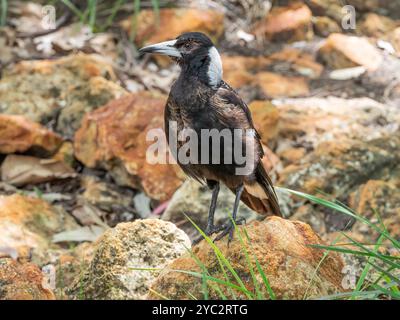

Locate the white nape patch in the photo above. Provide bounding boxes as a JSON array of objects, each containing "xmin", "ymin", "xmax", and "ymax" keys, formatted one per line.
[{"xmin": 207, "ymin": 46, "xmax": 223, "ymax": 88}]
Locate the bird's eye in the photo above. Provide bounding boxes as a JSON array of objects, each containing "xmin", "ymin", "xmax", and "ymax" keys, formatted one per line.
[{"xmin": 184, "ymin": 43, "xmax": 191, "ymax": 48}]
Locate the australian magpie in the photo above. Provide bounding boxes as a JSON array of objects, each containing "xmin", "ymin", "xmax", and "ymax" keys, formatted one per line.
[{"xmin": 139, "ymin": 32, "xmax": 282, "ymax": 242}]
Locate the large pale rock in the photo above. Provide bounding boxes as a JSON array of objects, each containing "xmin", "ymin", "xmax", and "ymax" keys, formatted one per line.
[
  {"xmin": 74, "ymin": 92, "xmax": 184, "ymax": 202},
  {"xmin": 0, "ymin": 53, "xmax": 127, "ymax": 136},
  {"xmin": 318, "ymin": 34, "xmax": 383, "ymax": 71},
  {"xmin": 149, "ymin": 217, "xmax": 345, "ymax": 300},
  {"xmin": 69, "ymin": 219, "xmax": 191, "ymax": 300},
  {"xmin": 0, "ymin": 194, "xmax": 78, "ymax": 264},
  {"xmin": 273, "ymin": 97, "xmax": 400, "ymax": 155},
  {"xmin": 279, "ymin": 135, "xmax": 400, "ymax": 198},
  {"xmin": 0, "ymin": 114, "xmax": 62, "ymax": 155},
  {"xmin": 252, "ymin": 3, "xmax": 313, "ymax": 42},
  {"xmin": 0, "ymin": 258, "xmax": 55, "ymax": 300},
  {"xmin": 162, "ymin": 179, "xmax": 261, "ymax": 240}
]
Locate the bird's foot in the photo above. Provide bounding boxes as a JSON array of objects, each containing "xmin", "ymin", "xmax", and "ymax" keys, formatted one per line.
[
  {"xmin": 213, "ymin": 217, "xmax": 246, "ymax": 243},
  {"xmin": 192, "ymin": 223, "xmax": 225, "ymax": 246}
]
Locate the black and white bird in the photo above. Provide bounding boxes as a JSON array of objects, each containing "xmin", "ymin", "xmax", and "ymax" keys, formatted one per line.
[{"xmin": 139, "ymin": 32, "xmax": 281, "ymax": 241}]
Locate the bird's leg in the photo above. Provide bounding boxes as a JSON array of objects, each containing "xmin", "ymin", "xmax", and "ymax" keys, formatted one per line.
[
  {"xmin": 192, "ymin": 181, "xmax": 221, "ymax": 246},
  {"xmin": 214, "ymin": 184, "xmax": 245, "ymax": 242},
  {"xmin": 205, "ymin": 181, "xmax": 221, "ymax": 235}
]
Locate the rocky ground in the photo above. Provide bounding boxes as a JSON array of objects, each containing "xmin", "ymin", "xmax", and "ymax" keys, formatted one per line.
[{"xmin": 0, "ymin": 0, "xmax": 399, "ymax": 299}]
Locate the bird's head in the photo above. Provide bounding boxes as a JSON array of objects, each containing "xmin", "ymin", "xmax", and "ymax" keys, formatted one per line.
[{"xmin": 139, "ymin": 32, "xmax": 223, "ymax": 88}]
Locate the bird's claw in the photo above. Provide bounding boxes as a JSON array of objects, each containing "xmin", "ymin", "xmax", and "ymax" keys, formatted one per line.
[
  {"xmin": 213, "ymin": 217, "xmax": 246, "ymax": 243},
  {"xmin": 191, "ymin": 218, "xmax": 246, "ymax": 246}
]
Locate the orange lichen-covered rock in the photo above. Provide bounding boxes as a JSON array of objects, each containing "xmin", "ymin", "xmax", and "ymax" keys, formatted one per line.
[
  {"xmin": 0, "ymin": 194, "xmax": 78, "ymax": 263},
  {"xmin": 252, "ymin": 3, "xmax": 313, "ymax": 42},
  {"xmin": 0, "ymin": 114, "xmax": 62, "ymax": 155},
  {"xmin": 121, "ymin": 8, "xmax": 224, "ymax": 46},
  {"xmin": 149, "ymin": 217, "xmax": 345, "ymax": 300},
  {"xmin": 0, "ymin": 258, "xmax": 55, "ymax": 300},
  {"xmin": 248, "ymin": 100, "xmax": 280, "ymax": 145},
  {"xmin": 255, "ymin": 72, "xmax": 310, "ymax": 98},
  {"xmin": 74, "ymin": 92, "xmax": 184, "ymax": 202}
]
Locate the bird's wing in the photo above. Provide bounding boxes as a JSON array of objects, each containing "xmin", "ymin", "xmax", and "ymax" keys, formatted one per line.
[
  {"xmin": 211, "ymin": 80, "xmax": 263, "ymax": 151},
  {"xmin": 211, "ymin": 81, "xmax": 282, "ymax": 216}
]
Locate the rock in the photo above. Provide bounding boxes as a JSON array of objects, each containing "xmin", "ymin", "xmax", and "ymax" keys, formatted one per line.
[
  {"xmin": 74, "ymin": 92, "xmax": 184, "ymax": 202},
  {"xmin": 0, "ymin": 53, "xmax": 127, "ymax": 136},
  {"xmin": 51, "ymin": 141, "xmax": 75, "ymax": 167},
  {"xmin": 0, "ymin": 258, "xmax": 55, "ymax": 300},
  {"xmin": 162, "ymin": 179, "xmax": 261, "ymax": 240},
  {"xmin": 349, "ymin": 179, "xmax": 400, "ymax": 241},
  {"xmin": 273, "ymin": 97, "xmax": 400, "ymax": 151},
  {"xmin": 318, "ymin": 34, "xmax": 383, "ymax": 71},
  {"xmin": 121, "ymin": 8, "xmax": 224, "ymax": 67},
  {"xmin": 69, "ymin": 219, "xmax": 191, "ymax": 299},
  {"xmin": 1, "ymin": 155, "xmax": 77, "ymax": 186},
  {"xmin": 57, "ymin": 76, "xmax": 127, "ymax": 137},
  {"xmin": 255, "ymin": 72, "xmax": 309, "ymax": 98},
  {"xmin": 149, "ymin": 217, "xmax": 345, "ymax": 300},
  {"xmin": 248, "ymin": 100, "xmax": 280, "ymax": 145},
  {"xmin": 122, "ymin": 8, "xmax": 224, "ymax": 46},
  {"xmin": 252, "ymin": 3, "xmax": 313, "ymax": 42},
  {"xmin": 346, "ymin": 0, "xmax": 400, "ymax": 19},
  {"xmin": 55, "ymin": 242, "xmax": 95, "ymax": 299},
  {"xmin": 357, "ymin": 13, "xmax": 398, "ymax": 38},
  {"xmin": 222, "ymin": 55, "xmax": 264, "ymax": 88},
  {"xmin": 0, "ymin": 194, "xmax": 78, "ymax": 265},
  {"xmin": 307, "ymin": 0, "xmax": 344, "ymax": 23},
  {"xmin": 0, "ymin": 114, "xmax": 62, "ymax": 156},
  {"xmin": 313, "ymin": 16, "xmax": 341, "ymax": 37},
  {"xmin": 279, "ymin": 135, "xmax": 400, "ymax": 198},
  {"xmin": 390, "ymin": 27, "xmax": 400, "ymax": 55},
  {"xmin": 80, "ymin": 175, "xmax": 134, "ymax": 214},
  {"xmin": 268, "ymin": 48, "xmax": 324, "ymax": 79}
]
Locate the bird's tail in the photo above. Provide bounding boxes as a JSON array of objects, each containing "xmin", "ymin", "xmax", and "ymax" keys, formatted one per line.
[{"xmin": 239, "ymin": 163, "xmax": 282, "ymax": 216}]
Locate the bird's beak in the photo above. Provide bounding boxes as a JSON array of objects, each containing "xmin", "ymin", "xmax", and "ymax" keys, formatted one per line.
[{"xmin": 138, "ymin": 39, "xmax": 181, "ymax": 58}]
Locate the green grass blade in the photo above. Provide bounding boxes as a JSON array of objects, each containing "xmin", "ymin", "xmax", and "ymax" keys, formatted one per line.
[
  {"xmin": 242, "ymin": 227, "xmax": 276, "ymax": 300},
  {"xmin": 0, "ymin": 0, "xmax": 7, "ymax": 26},
  {"xmin": 185, "ymin": 214, "xmax": 253, "ymax": 299},
  {"xmin": 61, "ymin": 0, "xmax": 85, "ymax": 21},
  {"xmin": 230, "ymin": 216, "xmax": 263, "ymax": 299},
  {"xmin": 279, "ymin": 187, "xmax": 400, "ymax": 249},
  {"xmin": 351, "ymin": 234, "xmax": 385, "ymax": 299},
  {"xmin": 102, "ymin": 0, "xmax": 125, "ymax": 31}
]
